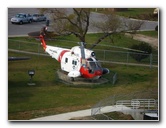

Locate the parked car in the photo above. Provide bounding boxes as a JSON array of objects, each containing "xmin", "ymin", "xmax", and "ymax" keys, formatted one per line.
[
  {"xmin": 11, "ymin": 13, "xmax": 33, "ymax": 24},
  {"xmin": 32, "ymin": 14, "xmax": 47, "ymax": 22}
]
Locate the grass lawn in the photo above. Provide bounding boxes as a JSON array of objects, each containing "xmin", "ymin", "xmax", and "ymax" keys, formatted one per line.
[
  {"xmin": 8, "ymin": 33, "xmax": 158, "ymax": 66},
  {"xmin": 9, "ymin": 32, "xmax": 158, "ymax": 53},
  {"xmin": 92, "ymin": 8, "xmax": 158, "ymax": 21},
  {"xmin": 137, "ymin": 31, "xmax": 158, "ymax": 38},
  {"xmin": 8, "ymin": 51, "xmax": 158, "ymax": 120},
  {"xmin": 8, "ymin": 32, "xmax": 158, "ymax": 120}
]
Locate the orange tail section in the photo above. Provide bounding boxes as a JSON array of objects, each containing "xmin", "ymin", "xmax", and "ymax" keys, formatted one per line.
[{"xmin": 39, "ymin": 35, "xmax": 47, "ymax": 50}]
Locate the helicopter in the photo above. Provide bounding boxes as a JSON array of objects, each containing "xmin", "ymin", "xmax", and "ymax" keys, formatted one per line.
[{"xmin": 28, "ymin": 27, "xmax": 109, "ymax": 81}]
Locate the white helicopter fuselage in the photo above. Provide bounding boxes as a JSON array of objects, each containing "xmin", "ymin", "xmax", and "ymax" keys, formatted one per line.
[
  {"xmin": 45, "ymin": 45, "xmax": 96, "ymax": 78},
  {"xmin": 39, "ymin": 34, "xmax": 109, "ymax": 79}
]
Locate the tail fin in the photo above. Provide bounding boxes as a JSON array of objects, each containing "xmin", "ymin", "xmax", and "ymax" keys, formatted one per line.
[{"xmin": 39, "ymin": 35, "xmax": 47, "ymax": 50}]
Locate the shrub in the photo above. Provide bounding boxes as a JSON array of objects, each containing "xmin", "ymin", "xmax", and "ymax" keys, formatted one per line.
[{"xmin": 130, "ymin": 42, "xmax": 152, "ymax": 62}]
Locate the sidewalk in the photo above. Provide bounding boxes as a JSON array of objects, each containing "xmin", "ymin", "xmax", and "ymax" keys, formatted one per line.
[
  {"xmin": 30, "ymin": 108, "xmax": 92, "ymax": 121},
  {"xmin": 30, "ymin": 105, "xmax": 132, "ymax": 121}
]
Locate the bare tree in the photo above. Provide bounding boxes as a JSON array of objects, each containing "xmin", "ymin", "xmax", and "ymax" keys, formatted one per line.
[
  {"xmin": 39, "ymin": 8, "xmax": 90, "ymax": 43},
  {"xmin": 124, "ymin": 19, "xmax": 144, "ymax": 34},
  {"xmin": 90, "ymin": 13, "xmax": 123, "ymax": 49},
  {"xmin": 39, "ymin": 8, "xmax": 144, "ymax": 49}
]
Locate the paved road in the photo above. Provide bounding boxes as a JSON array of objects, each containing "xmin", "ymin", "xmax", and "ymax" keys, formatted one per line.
[
  {"xmin": 8, "ymin": 8, "xmax": 46, "ymax": 35},
  {"xmin": 8, "ymin": 8, "xmax": 158, "ymax": 36}
]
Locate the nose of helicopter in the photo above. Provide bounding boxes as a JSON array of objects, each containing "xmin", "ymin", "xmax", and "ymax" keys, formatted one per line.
[
  {"xmin": 102, "ymin": 68, "xmax": 110, "ymax": 74},
  {"xmin": 95, "ymin": 68, "xmax": 109, "ymax": 76},
  {"xmin": 95, "ymin": 70, "xmax": 103, "ymax": 76}
]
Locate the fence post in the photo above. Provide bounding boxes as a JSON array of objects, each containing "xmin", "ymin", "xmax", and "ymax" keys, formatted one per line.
[
  {"xmin": 150, "ymin": 53, "xmax": 153, "ymax": 68},
  {"xmin": 104, "ymin": 50, "xmax": 106, "ymax": 60},
  {"xmin": 127, "ymin": 52, "xmax": 129, "ymax": 65},
  {"xmin": 112, "ymin": 72, "xmax": 117, "ymax": 85},
  {"xmin": 19, "ymin": 41, "xmax": 21, "ymax": 50},
  {"xmin": 38, "ymin": 43, "xmax": 40, "ymax": 54}
]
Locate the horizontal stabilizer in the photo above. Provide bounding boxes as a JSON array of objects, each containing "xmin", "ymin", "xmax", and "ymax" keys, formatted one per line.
[{"xmin": 8, "ymin": 57, "xmax": 30, "ymax": 61}]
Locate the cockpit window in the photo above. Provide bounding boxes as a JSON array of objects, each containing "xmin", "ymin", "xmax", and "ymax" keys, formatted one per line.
[{"xmin": 87, "ymin": 58, "xmax": 101, "ymax": 71}]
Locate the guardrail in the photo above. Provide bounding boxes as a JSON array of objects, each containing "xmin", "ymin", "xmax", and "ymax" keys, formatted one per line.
[
  {"xmin": 91, "ymin": 90, "xmax": 158, "ymax": 120},
  {"xmin": 116, "ymin": 99, "xmax": 158, "ymax": 110}
]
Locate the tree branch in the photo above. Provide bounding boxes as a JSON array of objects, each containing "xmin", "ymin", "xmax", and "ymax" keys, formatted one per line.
[{"xmin": 90, "ymin": 32, "xmax": 113, "ymax": 49}]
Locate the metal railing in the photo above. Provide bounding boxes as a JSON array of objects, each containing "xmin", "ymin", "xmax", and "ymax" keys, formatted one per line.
[
  {"xmin": 116, "ymin": 99, "xmax": 158, "ymax": 110},
  {"xmin": 91, "ymin": 90, "xmax": 158, "ymax": 120}
]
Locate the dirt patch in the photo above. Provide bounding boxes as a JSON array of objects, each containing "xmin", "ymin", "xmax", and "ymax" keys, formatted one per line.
[{"xmin": 125, "ymin": 33, "xmax": 158, "ymax": 50}]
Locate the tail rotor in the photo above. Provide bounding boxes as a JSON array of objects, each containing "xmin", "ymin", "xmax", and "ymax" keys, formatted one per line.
[{"xmin": 28, "ymin": 27, "xmax": 48, "ymax": 50}]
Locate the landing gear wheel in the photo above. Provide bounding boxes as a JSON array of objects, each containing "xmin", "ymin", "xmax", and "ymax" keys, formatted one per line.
[{"xmin": 19, "ymin": 21, "xmax": 23, "ymax": 25}]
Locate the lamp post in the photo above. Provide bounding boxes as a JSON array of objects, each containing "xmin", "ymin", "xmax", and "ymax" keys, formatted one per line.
[{"xmin": 28, "ymin": 70, "xmax": 35, "ymax": 85}]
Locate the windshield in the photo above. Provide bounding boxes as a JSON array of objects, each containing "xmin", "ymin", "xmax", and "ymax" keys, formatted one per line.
[
  {"xmin": 15, "ymin": 14, "xmax": 25, "ymax": 18},
  {"xmin": 87, "ymin": 58, "xmax": 101, "ymax": 71}
]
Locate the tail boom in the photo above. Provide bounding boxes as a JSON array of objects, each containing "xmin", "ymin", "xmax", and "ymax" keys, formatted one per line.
[{"xmin": 39, "ymin": 35, "xmax": 47, "ymax": 50}]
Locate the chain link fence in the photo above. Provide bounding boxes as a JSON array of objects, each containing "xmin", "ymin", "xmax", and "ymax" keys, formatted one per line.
[
  {"xmin": 94, "ymin": 49, "xmax": 158, "ymax": 68},
  {"xmin": 8, "ymin": 38, "xmax": 158, "ymax": 68}
]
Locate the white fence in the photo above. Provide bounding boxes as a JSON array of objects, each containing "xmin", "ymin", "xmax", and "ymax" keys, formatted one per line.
[
  {"xmin": 116, "ymin": 99, "xmax": 158, "ymax": 110},
  {"xmin": 91, "ymin": 90, "xmax": 158, "ymax": 120}
]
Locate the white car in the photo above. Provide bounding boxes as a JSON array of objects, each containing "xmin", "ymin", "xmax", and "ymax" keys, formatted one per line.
[
  {"xmin": 32, "ymin": 14, "xmax": 47, "ymax": 22},
  {"xmin": 11, "ymin": 13, "xmax": 33, "ymax": 24}
]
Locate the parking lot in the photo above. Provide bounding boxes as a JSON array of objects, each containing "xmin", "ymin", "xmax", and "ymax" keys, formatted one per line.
[
  {"xmin": 8, "ymin": 8, "xmax": 158, "ymax": 36},
  {"xmin": 8, "ymin": 8, "xmax": 47, "ymax": 36}
]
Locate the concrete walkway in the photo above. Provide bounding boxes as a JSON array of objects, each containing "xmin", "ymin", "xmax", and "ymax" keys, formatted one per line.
[
  {"xmin": 31, "ymin": 108, "xmax": 92, "ymax": 121},
  {"xmin": 30, "ymin": 105, "xmax": 132, "ymax": 121}
]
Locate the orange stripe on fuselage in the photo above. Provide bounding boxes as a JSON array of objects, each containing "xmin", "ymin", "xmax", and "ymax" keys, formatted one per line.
[
  {"xmin": 58, "ymin": 50, "xmax": 69, "ymax": 62},
  {"xmin": 79, "ymin": 66, "xmax": 102, "ymax": 79}
]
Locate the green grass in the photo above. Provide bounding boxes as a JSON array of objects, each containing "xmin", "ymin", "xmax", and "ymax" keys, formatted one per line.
[
  {"xmin": 116, "ymin": 8, "xmax": 155, "ymax": 17},
  {"xmin": 137, "ymin": 31, "xmax": 158, "ymax": 38},
  {"xmin": 8, "ymin": 34, "xmax": 158, "ymax": 67},
  {"xmin": 8, "ymin": 32, "xmax": 158, "ymax": 120},
  {"xmin": 92, "ymin": 8, "xmax": 157, "ymax": 21},
  {"xmin": 8, "ymin": 51, "xmax": 158, "ymax": 120},
  {"xmin": 9, "ymin": 33, "xmax": 158, "ymax": 53}
]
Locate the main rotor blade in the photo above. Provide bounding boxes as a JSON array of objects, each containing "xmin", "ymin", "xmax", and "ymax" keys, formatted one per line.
[
  {"xmin": 78, "ymin": 42, "xmax": 86, "ymax": 59},
  {"xmin": 8, "ymin": 57, "xmax": 31, "ymax": 61},
  {"xmin": 78, "ymin": 42, "xmax": 86, "ymax": 65},
  {"xmin": 90, "ymin": 43, "xmax": 147, "ymax": 53}
]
